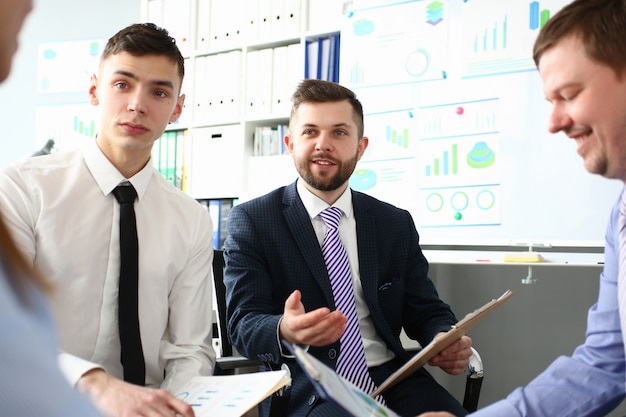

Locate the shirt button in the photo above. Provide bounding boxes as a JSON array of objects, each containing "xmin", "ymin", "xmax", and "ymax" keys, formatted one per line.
[
  {"xmin": 328, "ymin": 349, "xmax": 337, "ymax": 360},
  {"xmin": 308, "ymin": 395, "xmax": 317, "ymax": 405}
]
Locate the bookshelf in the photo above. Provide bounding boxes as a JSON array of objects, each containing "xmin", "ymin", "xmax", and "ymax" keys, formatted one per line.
[{"xmin": 140, "ymin": 0, "xmax": 346, "ymax": 201}]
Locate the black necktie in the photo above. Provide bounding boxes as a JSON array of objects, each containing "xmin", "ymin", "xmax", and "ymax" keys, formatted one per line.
[{"xmin": 112, "ymin": 184, "xmax": 145, "ymax": 385}]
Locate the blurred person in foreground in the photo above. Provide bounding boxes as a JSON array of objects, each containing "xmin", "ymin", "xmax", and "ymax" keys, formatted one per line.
[{"xmin": 0, "ymin": 0, "xmax": 100, "ymax": 415}]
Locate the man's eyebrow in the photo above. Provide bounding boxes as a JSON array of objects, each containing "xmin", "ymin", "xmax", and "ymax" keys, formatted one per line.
[
  {"xmin": 113, "ymin": 69, "xmax": 175, "ymax": 89},
  {"xmin": 301, "ymin": 123, "xmax": 352, "ymax": 128}
]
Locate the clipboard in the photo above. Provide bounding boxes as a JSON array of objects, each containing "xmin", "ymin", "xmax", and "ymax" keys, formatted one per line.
[
  {"xmin": 283, "ymin": 341, "xmax": 401, "ymax": 417},
  {"xmin": 371, "ymin": 289, "xmax": 516, "ymax": 397}
]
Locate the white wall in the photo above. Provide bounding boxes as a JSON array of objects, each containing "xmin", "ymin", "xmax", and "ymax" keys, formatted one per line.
[{"xmin": 0, "ymin": 0, "xmax": 140, "ymax": 167}]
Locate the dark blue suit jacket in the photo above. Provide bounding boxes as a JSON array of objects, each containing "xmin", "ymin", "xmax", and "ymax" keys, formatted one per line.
[{"xmin": 224, "ymin": 181, "xmax": 458, "ymax": 416}]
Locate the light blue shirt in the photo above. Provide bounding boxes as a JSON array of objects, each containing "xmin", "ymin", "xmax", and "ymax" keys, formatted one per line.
[
  {"xmin": 472, "ymin": 189, "xmax": 626, "ymax": 416},
  {"xmin": 0, "ymin": 256, "xmax": 101, "ymax": 416}
]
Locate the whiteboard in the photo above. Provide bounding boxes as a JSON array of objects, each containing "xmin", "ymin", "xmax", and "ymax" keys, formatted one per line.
[{"xmin": 341, "ymin": 0, "xmax": 623, "ymax": 246}]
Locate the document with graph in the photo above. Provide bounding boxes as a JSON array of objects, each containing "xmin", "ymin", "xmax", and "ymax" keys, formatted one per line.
[
  {"xmin": 284, "ymin": 342, "xmax": 401, "ymax": 417},
  {"xmin": 175, "ymin": 370, "xmax": 290, "ymax": 417}
]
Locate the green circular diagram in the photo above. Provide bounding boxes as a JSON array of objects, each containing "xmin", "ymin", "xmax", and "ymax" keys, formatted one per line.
[{"xmin": 426, "ymin": 192, "xmax": 444, "ymax": 212}]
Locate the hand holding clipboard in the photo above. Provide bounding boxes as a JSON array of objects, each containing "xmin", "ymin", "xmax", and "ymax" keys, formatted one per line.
[{"xmin": 371, "ymin": 289, "xmax": 516, "ymax": 397}]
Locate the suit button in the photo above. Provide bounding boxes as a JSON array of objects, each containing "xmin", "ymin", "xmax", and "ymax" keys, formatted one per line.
[
  {"xmin": 308, "ymin": 395, "xmax": 317, "ymax": 405},
  {"xmin": 328, "ymin": 349, "xmax": 337, "ymax": 359}
]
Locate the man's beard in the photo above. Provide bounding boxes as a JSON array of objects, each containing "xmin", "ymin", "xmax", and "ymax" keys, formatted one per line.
[{"xmin": 295, "ymin": 153, "xmax": 359, "ymax": 192}]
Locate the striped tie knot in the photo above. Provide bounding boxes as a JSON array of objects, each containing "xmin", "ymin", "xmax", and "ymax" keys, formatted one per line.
[{"xmin": 320, "ymin": 207, "xmax": 342, "ymax": 230}]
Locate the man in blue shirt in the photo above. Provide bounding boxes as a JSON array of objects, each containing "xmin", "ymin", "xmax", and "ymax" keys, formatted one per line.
[{"xmin": 420, "ymin": 0, "xmax": 626, "ymax": 416}]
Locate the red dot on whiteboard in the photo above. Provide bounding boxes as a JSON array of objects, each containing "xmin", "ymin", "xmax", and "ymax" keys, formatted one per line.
[{"xmin": 456, "ymin": 107, "xmax": 464, "ymax": 115}]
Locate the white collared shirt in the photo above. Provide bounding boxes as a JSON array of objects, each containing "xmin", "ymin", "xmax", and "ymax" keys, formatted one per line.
[
  {"xmin": 0, "ymin": 139, "xmax": 216, "ymax": 393},
  {"xmin": 296, "ymin": 180, "xmax": 395, "ymax": 367}
]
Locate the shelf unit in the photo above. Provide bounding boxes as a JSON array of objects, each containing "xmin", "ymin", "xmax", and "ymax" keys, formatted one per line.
[{"xmin": 140, "ymin": 0, "xmax": 346, "ymax": 201}]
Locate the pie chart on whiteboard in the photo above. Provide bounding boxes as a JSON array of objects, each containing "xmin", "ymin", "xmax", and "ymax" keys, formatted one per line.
[
  {"xmin": 350, "ymin": 169, "xmax": 377, "ymax": 191},
  {"xmin": 405, "ymin": 48, "xmax": 430, "ymax": 78}
]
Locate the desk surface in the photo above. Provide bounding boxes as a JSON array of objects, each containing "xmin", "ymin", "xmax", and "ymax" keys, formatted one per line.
[{"xmin": 422, "ymin": 250, "xmax": 604, "ymax": 267}]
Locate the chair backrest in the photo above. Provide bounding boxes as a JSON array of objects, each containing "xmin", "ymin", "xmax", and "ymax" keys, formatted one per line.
[{"xmin": 212, "ymin": 249, "xmax": 233, "ymax": 357}]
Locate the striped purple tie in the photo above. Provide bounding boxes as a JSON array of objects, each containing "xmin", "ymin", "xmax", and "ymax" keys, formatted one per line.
[{"xmin": 320, "ymin": 207, "xmax": 381, "ymax": 398}]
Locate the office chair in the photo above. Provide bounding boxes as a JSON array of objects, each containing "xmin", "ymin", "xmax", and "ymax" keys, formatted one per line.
[
  {"xmin": 212, "ymin": 249, "xmax": 483, "ymax": 414},
  {"xmin": 31, "ymin": 139, "xmax": 55, "ymax": 157},
  {"xmin": 403, "ymin": 341, "xmax": 483, "ymax": 412},
  {"xmin": 212, "ymin": 249, "xmax": 265, "ymax": 372},
  {"xmin": 212, "ymin": 250, "xmax": 290, "ymax": 417},
  {"xmin": 463, "ymin": 348, "xmax": 484, "ymax": 412}
]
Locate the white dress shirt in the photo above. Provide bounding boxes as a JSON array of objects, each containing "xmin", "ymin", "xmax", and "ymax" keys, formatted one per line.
[
  {"xmin": 0, "ymin": 139, "xmax": 216, "ymax": 393},
  {"xmin": 296, "ymin": 179, "xmax": 396, "ymax": 367}
]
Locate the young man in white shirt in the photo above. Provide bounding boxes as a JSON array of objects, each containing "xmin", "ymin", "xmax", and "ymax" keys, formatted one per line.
[{"xmin": 0, "ymin": 23, "xmax": 215, "ymax": 417}]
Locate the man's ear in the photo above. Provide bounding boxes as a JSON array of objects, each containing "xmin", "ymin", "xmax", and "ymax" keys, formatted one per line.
[
  {"xmin": 169, "ymin": 93, "xmax": 185, "ymax": 123},
  {"xmin": 89, "ymin": 74, "xmax": 99, "ymax": 105},
  {"xmin": 357, "ymin": 136, "xmax": 369, "ymax": 161},
  {"xmin": 284, "ymin": 133, "xmax": 294, "ymax": 154}
]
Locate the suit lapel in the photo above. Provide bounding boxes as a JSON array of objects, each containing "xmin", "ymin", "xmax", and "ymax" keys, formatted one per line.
[
  {"xmin": 352, "ymin": 192, "xmax": 380, "ymax": 306},
  {"xmin": 353, "ymin": 192, "xmax": 399, "ymax": 349},
  {"xmin": 282, "ymin": 182, "xmax": 336, "ymax": 307}
]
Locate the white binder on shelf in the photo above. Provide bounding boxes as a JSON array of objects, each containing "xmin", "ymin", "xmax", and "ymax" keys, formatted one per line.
[
  {"xmin": 248, "ymin": 48, "xmax": 273, "ymax": 118},
  {"xmin": 204, "ymin": 53, "xmax": 223, "ymax": 124},
  {"xmin": 210, "ymin": 0, "xmax": 245, "ymax": 50},
  {"xmin": 195, "ymin": 0, "xmax": 211, "ymax": 51},
  {"xmin": 208, "ymin": 0, "xmax": 228, "ymax": 50},
  {"xmin": 319, "ymin": 36, "xmax": 331, "ymax": 81},
  {"xmin": 269, "ymin": 0, "xmax": 287, "ymax": 39},
  {"xmin": 227, "ymin": 0, "xmax": 246, "ymax": 48},
  {"xmin": 222, "ymin": 50, "xmax": 242, "ymax": 121},
  {"xmin": 256, "ymin": 1, "xmax": 273, "ymax": 41},
  {"xmin": 245, "ymin": 49, "xmax": 260, "ymax": 118},
  {"xmin": 193, "ymin": 56, "xmax": 209, "ymax": 122},
  {"xmin": 287, "ymin": 43, "xmax": 304, "ymax": 92},
  {"xmin": 271, "ymin": 46, "xmax": 289, "ymax": 116},
  {"xmin": 258, "ymin": 48, "xmax": 274, "ymax": 117},
  {"xmin": 243, "ymin": 0, "xmax": 260, "ymax": 43},
  {"xmin": 163, "ymin": 0, "xmax": 190, "ymax": 56},
  {"xmin": 283, "ymin": 0, "xmax": 302, "ymax": 38}
]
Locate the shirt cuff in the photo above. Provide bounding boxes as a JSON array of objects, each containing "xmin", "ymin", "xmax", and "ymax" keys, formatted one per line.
[
  {"xmin": 58, "ymin": 352, "xmax": 105, "ymax": 387},
  {"xmin": 277, "ymin": 316, "xmax": 309, "ymax": 358},
  {"xmin": 469, "ymin": 400, "xmax": 521, "ymax": 417}
]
